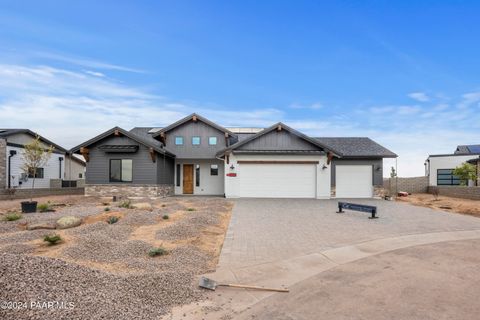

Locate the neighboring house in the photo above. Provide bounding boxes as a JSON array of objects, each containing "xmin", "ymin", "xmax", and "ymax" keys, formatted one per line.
[
  {"xmin": 70, "ymin": 113, "xmax": 396, "ymax": 199},
  {"xmin": 0, "ymin": 129, "xmax": 86, "ymax": 189},
  {"xmin": 426, "ymin": 144, "xmax": 480, "ymax": 186}
]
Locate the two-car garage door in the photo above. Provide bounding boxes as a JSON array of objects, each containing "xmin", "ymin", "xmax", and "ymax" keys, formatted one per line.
[
  {"xmin": 239, "ymin": 163, "xmax": 316, "ymax": 198},
  {"xmin": 335, "ymin": 165, "xmax": 373, "ymax": 198}
]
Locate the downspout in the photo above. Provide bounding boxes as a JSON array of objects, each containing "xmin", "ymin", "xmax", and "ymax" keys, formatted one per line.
[
  {"xmin": 59, "ymin": 157, "xmax": 64, "ymax": 179},
  {"xmin": 8, "ymin": 150, "xmax": 17, "ymax": 188}
]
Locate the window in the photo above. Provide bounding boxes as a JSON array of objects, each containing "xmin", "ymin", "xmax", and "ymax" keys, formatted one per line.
[
  {"xmin": 110, "ymin": 159, "xmax": 133, "ymax": 182},
  {"xmin": 79, "ymin": 173, "xmax": 83, "ymax": 179},
  {"xmin": 209, "ymin": 137, "xmax": 217, "ymax": 145},
  {"xmin": 28, "ymin": 168, "xmax": 44, "ymax": 179},
  {"xmin": 210, "ymin": 164, "xmax": 219, "ymax": 175},
  {"xmin": 175, "ymin": 136, "xmax": 184, "ymax": 145},
  {"xmin": 176, "ymin": 164, "xmax": 181, "ymax": 187},
  {"xmin": 192, "ymin": 136, "xmax": 201, "ymax": 145},
  {"xmin": 195, "ymin": 164, "xmax": 200, "ymax": 186},
  {"xmin": 437, "ymin": 169, "xmax": 461, "ymax": 185}
]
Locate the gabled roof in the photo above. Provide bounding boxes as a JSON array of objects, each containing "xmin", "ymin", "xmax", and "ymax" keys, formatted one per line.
[
  {"xmin": 217, "ymin": 122, "xmax": 342, "ymax": 157},
  {"xmin": 69, "ymin": 126, "xmax": 175, "ymax": 157},
  {"xmin": 152, "ymin": 113, "xmax": 235, "ymax": 137},
  {"xmin": 314, "ymin": 137, "xmax": 397, "ymax": 158},
  {"xmin": 0, "ymin": 128, "xmax": 67, "ymax": 153}
]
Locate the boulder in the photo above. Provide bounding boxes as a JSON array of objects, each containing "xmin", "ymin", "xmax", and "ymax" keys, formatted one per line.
[
  {"xmin": 131, "ymin": 202, "xmax": 153, "ymax": 210},
  {"xmin": 27, "ymin": 223, "xmax": 57, "ymax": 230},
  {"xmin": 56, "ymin": 216, "xmax": 82, "ymax": 229}
]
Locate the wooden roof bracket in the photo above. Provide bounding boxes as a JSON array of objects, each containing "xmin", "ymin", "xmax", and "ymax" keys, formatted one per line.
[
  {"xmin": 277, "ymin": 124, "xmax": 282, "ymax": 131},
  {"xmin": 160, "ymin": 132, "xmax": 166, "ymax": 145},
  {"xmin": 149, "ymin": 147, "xmax": 156, "ymax": 163},
  {"xmin": 80, "ymin": 147, "xmax": 90, "ymax": 162},
  {"xmin": 192, "ymin": 115, "xmax": 197, "ymax": 122},
  {"xmin": 114, "ymin": 129, "xmax": 120, "ymax": 136},
  {"xmin": 327, "ymin": 151, "xmax": 334, "ymax": 165}
]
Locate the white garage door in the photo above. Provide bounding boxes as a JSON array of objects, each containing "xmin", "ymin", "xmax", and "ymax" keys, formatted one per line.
[
  {"xmin": 239, "ymin": 163, "xmax": 316, "ymax": 198},
  {"xmin": 336, "ymin": 165, "xmax": 373, "ymax": 198}
]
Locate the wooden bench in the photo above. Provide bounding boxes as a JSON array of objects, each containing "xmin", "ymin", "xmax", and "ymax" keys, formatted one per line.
[{"xmin": 336, "ymin": 202, "xmax": 378, "ymax": 219}]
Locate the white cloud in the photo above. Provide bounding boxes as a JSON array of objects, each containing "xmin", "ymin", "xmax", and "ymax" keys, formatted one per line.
[
  {"xmin": 289, "ymin": 102, "xmax": 322, "ymax": 110},
  {"xmin": 84, "ymin": 70, "xmax": 105, "ymax": 77},
  {"xmin": 457, "ymin": 92, "xmax": 480, "ymax": 109},
  {"xmin": 408, "ymin": 92, "xmax": 430, "ymax": 102}
]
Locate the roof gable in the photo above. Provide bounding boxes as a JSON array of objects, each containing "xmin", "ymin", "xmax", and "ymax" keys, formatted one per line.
[
  {"xmin": 153, "ymin": 113, "xmax": 235, "ymax": 137},
  {"xmin": 0, "ymin": 128, "xmax": 67, "ymax": 152}
]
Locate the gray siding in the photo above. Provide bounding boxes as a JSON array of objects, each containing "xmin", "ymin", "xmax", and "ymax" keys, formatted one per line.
[
  {"xmin": 86, "ymin": 135, "xmax": 161, "ymax": 185},
  {"xmin": 331, "ymin": 158, "xmax": 383, "ymax": 186},
  {"xmin": 157, "ymin": 154, "xmax": 175, "ymax": 184},
  {"xmin": 238, "ymin": 130, "xmax": 319, "ymax": 151},
  {"xmin": 165, "ymin": 121, "xmax": 227, "ymax": 159}
]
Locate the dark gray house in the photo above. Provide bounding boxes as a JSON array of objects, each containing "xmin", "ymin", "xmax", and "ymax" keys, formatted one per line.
[{"xmin": 70, "ymin": 113, "xmax": 396, "ymax": 198}]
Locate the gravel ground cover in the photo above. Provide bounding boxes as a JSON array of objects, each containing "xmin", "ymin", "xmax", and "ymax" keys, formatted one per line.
[{"xmin": 0, "ymin": 196, "xmax": 233, "ymax": 319}]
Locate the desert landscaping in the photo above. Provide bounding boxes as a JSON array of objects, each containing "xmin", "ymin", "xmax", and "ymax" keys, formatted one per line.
[
  {"xmin": 0, "ymin": 195, "xmax": 233, "ymax": 319},
  {"xmin": 397, "ymin": 193, "xmax": 480, "ymax": 218}
]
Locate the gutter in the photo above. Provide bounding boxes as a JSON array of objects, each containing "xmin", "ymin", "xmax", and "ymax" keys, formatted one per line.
[{"xmin": 8, "ymin": 150, "xmax": 17, "ymax": 188}]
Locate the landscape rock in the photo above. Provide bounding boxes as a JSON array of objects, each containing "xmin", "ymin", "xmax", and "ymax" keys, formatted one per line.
[
  {"xmin": 56, "ymin": 216, "xmax": 82, "ymax": 229},
  {"xmin": 131, "ymin": 202, "xmax": 153, "ymax": 210},
  {"xmin": 27, "ymin": 222, "xmax": 56, "ymax": 230}
]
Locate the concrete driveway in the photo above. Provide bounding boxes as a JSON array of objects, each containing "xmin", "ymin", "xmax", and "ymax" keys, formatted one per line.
[{"xmin": 166, "ymin": 199, "xmax": 480, "ymax": 320}]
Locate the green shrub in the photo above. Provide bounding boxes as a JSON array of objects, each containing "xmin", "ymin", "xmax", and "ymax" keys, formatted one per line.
[
  {"xmin": 119, "ymin": 200, "xmax": 132, "ymax": 209},
  {"xmin": 148, "ymin": 247, "xmax": 168, "ymax": 257},
  {"xmin": 162, "ymin": 214, "xmax": 169, "ymax": 220},
  {"xmin": 104, "ymin": 207, "xmax": 111, "ymax": 212},
  {"xmin": 4, "ymin": 212, "xmax": 22, "ymax": 221},
  {"xmin": 38, "ymin": 202, "xmax": 54, "ymax": 212},
  {"xmin": 186, "ymin": 208, "xmax": 195, "ymax": 212},
  {"xmin": 107, "ymin": 216, "xmax": 119, "ymax": 224},
  {"xmin": 43, "ymin": 234, "xmax": 62, "ymax": 245}
]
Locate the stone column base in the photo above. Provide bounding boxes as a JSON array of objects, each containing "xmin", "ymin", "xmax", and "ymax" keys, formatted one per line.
[{"xmin": 85, "ymin": 184, "xmax": 174, "ymax": 198}]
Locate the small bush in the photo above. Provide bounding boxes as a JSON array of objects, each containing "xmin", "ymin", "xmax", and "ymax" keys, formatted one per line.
[
  {"xmin": 431, "ymin": 187, "xmax": 440, "ymax": 201},
  {"xmin": 4, "ymin": 212, "xmax": 22, "ymax": 221},
  {"xmin": 107, "ymin": 216, "xmax": 119, "ymax": 224},
  {"xmin": 104, "ymin": 207, "xmax": 111, "ymax": 212},
  {"xmin": 161, "ymin": 204, "xmax": 166, "ymax": 207},
  {"xmin": 101, "ymin": 202, "xmax": 110, "ymax": 206},
  {"xmin": 119, "ymin": 200, "xmax": 132, "ymax": 209},
  {"xmin": 44, "ymin": 234, "xmax": 62, "ymax": 245},
  {"xmin": 186, "ymin": 208, "xmax": 195, "ymax": 212},
  {"xmin": 148, "ymin": 247, "xmax": 168, "ymax": 257},
  {"xmin": 162, "ymin": 214, "xmax": 169, "ymax": 220},
  {"xmin": 38, "ymin": 202, "xmax": 54, "ymax": 213}
]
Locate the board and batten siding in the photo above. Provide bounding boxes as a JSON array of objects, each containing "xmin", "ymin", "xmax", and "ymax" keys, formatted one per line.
[
  {"xmin": 164, "ymin": 121, "xmax": 228, "ymax": 159},
  {"xmin": 85, "ymin": 135, "xmax": 173, "ymax": 185},
  {"xmin": 157, "ymin": 155, "xmax": 175, "ymax": 185},
  {"xmin": 237, "ymin": 130, "xmax": 320, "ymax": 151},
  {"xmin": 331, "ymin": 158, "xmax": 383, "ymax": 187}
]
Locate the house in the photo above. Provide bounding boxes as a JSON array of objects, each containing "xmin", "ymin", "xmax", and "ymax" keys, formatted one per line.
[
  {"xmin": 0, "ymin": 129, "xmax": 86, "ymax": 189},
  {"xmin": 426, "ymin": 144, "xmax": 480, "ymax": 186},
  {"xmin": 70, "ymin": 113, "xmax": 396, "ymax": 199}
]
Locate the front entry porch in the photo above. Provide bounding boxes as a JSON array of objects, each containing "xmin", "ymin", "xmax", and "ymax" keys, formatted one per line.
[{"xmin": 174, "ymin": 159, "xmax": 225, "ymax": 196}]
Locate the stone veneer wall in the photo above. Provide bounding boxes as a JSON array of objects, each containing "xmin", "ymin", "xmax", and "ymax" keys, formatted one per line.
[
  {"xmin": 85, "ymin": 184, "xmax": 174, "ymax": 198},
  {"xmin": 0, "ymin": 138, "xmax": 6, "ymax": 189},
  {"xmin": 428, "ymin": 186, "xmax": 480, "ymax": 201}
]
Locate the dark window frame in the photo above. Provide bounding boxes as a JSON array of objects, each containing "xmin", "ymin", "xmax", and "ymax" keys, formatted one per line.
[
  {"xmin": 210, "ymin": 164, "xmax": 219, "ymax": 176},
  {"xmin": 28, "ymin": 168, "xmax": 44, "ymax": 179},
  {"xmin": 195, "ymin": 164, "xmax": 200, "ymax": 187},
  {"xmin": 109, "ymin": 159, "xmax": 133, "ymax": 183},
  {"xmin": 192, "ymin": 136, "xmax": 201, "ymax": 146},
  {"xmin": 176, "ymin": 164, "xmax": 181, "ymax": 187},
  {"xmin": 208, "ymin": 136, "xmax": 217, "ymax": 145},
  {"xmin": 436, "ymin": 169, "xmax": 461, "ymax": 186},
  {"xmin": 175, "ymin": 136, "xmax": 184, "ymax": 145}
]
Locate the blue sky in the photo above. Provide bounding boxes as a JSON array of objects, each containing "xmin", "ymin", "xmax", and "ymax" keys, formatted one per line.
[{"xmin": 1, "ymin": 1, "xmax": 480, "ymax": 176}]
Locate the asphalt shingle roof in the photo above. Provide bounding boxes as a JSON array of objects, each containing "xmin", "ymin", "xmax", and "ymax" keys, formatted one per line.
[{"xmin": 314, "ymin": 137, "xmax": 397, "ymax": 158}]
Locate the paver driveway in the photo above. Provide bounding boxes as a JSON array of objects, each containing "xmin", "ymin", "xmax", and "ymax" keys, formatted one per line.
[{"xmin": 219, "ymin": 198, "xmax": 480, "ymax": 269}]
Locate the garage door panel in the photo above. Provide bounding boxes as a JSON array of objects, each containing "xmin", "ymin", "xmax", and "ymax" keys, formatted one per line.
[
  {"xmin": 239, "ymin": 164, "xmax": 316, "ymax": 198},
  {"xmin": 336, "ymin": 165, "xmax": 373, "ymax": 198}
]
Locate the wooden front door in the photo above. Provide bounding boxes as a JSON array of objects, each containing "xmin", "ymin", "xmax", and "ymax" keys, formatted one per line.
[{"xmin": 183, "ymin": 164, "xmax": 194, "ymax": 194}]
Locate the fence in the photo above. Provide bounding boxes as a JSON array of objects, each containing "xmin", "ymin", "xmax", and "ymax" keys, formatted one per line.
[
  {"xmin": 428, "ymin": 186, "xmax": 480, "ymax": 200},
  {"xmin": 383, "ymin": 176, "xmax": 429, "ymax": 194}
]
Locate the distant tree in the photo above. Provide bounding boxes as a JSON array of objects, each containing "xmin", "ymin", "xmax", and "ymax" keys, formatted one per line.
[
  {"xmin": 21, "ymin": 136, "xmax": 54, "ymax": 202},
  {"xmin": 389, "ymin": 167, "xmax": 397, "ymax": 196},
  {"xmin": 453, "ymin": 163, "xmax": 477, "ymax": 186}
]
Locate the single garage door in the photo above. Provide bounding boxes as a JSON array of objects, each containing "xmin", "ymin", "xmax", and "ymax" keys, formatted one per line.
[
  {"xmin": 336, "ymin": 165, "xmax": 373, "ymax": 198},
  {"xmin": 239, "ymin": 163, "xmax": 316, "ymax": 198}
]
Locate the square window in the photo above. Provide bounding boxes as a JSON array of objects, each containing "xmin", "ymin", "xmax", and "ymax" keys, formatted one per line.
[
  {"xmin": 210, "ymin": 164, "xmax": 218, "ymax": 175},
  {"xmin": 192, "ymin": 136, "xmax": 201, "ymax": 145},
  {"xmin": 209, "ymin": 137, "xmax": 217, "ymax": 145},
  {"xmin": 175, "ymin": 136, "xmax": 184, "ymax": 145}
]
